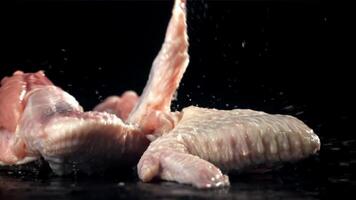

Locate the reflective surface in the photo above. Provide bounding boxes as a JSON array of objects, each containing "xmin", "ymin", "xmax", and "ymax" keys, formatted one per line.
[{"xmin": 1, "ymin": 137, "xmax": 355, "ymax": 199}]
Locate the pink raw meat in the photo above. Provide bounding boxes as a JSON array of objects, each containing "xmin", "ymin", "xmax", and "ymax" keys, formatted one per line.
[
  {"xmin": 128, "ymin": 0, "xmax": 319, "ymax": 188},
  {"xmin": 0, "ymin": 0, "xmax": 189, "ymax": 171},
  {"xmin": 0, "ymin": 0, "xmax": 320, "ymax": 189},
  {"xmin": 0, "ymin": 72, "xmax": 149, "ymax": 174},
  {"xmin": 0, "ymin": 71, "xmax": 53, "ymax": 133},
  {"xmin": 94, "ymin": 91, "xmax": 139, "ymax": 121},
  {"xmin": 138, "ymin": 107, "xmax": 320, "ymax": 188},
  {"xmin": 0, "ymin": 71, "xmax": 54, "ymax": 164}
]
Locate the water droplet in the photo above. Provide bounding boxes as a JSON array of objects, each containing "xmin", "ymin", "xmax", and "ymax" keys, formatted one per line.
[
  {"xmin": 295, "ymin": 111, "xmax": 304, "ymax": 116},
  {"xmin": 61, "ymin": 49, "xmax": 66, "ymax": 52},
  {"xmin": 172, "ymin": 91, "xmax": 178, "ymax": 101},
  {"xmin": 342, "ymin": 140, "xmax": 356, "ymax": 146},
  {"xmin": 328, "ymin": 177, "xmax": 349, "ymax": 183},
  {"xmin": 98, "ymin": 67, "xmax": 102, "ymax": 71},
  {"xmin": 180, "ymin": 2, "xmax": 185, "ymax": 9},
  {"xmin": 241, "ymin": 40, "xmax": 247, "ymax": 48},
  {"xmin": 283, "ymin": 105, "xmax": 294, "ymax": 111},
  {"xmin": 64, "ymin": 57, "xmax": 68, "ymax": 61},
  {"xmin": 67, "ymin": 84, "xmax": 72, "ymax": 87},
  {"xmin": 196, "ymin": 85, "xmax": 201, "ymax": 89},
  {"xmin": 204, "ymin": 3, "xmax": 208, "ymax": 9},
  {"xmin": 118, "ymin": 182, "xmax": 125, "ymax": 186},
  {"xmin": 330, "ymin": 147, "xmax": 341, "ymax": 151},
  {"xmin": 339, "ymin": 162, "xmax": 349, "ymax": 167},
  {"xmin": 95, "ymin": 90, "xmax": 99, "ymax": 95}
]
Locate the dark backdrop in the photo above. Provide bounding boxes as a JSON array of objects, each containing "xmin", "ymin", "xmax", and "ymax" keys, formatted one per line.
[{"xmin": 0, "ymin": 0, "xmax": 352, "ymax": 139}]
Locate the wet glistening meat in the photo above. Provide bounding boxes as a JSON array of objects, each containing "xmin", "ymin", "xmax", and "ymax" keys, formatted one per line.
[{"xmin": 0, "ymin": 0, "xmax": 320, "ymax": 188}]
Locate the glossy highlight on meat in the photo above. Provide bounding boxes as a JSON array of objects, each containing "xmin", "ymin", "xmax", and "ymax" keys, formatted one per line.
[
  {"xmin": 0, "ymin": 0, "xmax": 320, "ymax": 189},
  {"xmin": 138, "ymin": 107, "xmax": 320, "ymax": 188},
  {"xmin": 0, "ymin": 71, "xmax": 149, "ymax": 174}
]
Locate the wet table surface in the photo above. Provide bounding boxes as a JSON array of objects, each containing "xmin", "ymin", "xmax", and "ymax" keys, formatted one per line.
[{"xmin": 1, "ymin": 137, "xmax": 355, "ymax": 200}]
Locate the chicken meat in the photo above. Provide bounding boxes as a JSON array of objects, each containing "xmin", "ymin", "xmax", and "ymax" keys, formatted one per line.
[{"xmin": 0, "ymin": 0, "xmax": 320, "ymax": 188}]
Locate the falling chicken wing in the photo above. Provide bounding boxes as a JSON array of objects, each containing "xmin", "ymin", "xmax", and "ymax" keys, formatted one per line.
[{"xmin": 130, "ymin": 0, "xmax": 320, "ymax": 188}]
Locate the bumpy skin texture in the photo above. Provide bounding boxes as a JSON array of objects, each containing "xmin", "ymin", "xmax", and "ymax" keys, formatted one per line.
[
  {"xmin": 135, "ymin": 0, "xmax": 319, "ymax": 188},
  {"xmin": 0, "ymin": 71, "xmax": 54, "ymax": 164},
  {"xmin": 0, "ymin": 0, "xmax": 189, "ymax": 170},
  {"xmin": 0, "ymin": 72, "xmax": 150, "ymax": 175},
  {"xmin": 138, "ymin": 106, "xmax": 320, "ymax": 188},
  {"xmin": 1, "ymin": 0, "xmax": 321, "ymax": 189},
  {"xmin": 0, "ymin": 71, "xmax": 53, "ymax": 132},
  {"xmin": 127, "ymin": 0, "xmax": 189, "ymax": 130}
]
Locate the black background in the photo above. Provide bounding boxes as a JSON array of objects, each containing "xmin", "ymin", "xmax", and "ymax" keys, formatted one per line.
[
  {"xmin": 1, "ymin": 0, "xmax": 352, "ymax": 140},
  {"xmin": 0, "ymin": 0, "xmax": 354, "ymax": 199}
]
